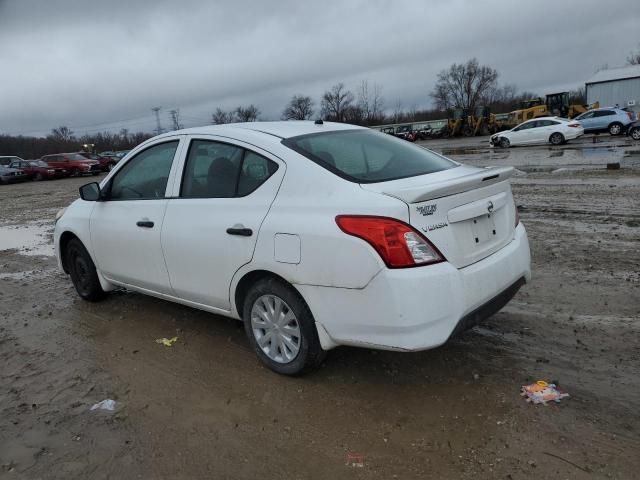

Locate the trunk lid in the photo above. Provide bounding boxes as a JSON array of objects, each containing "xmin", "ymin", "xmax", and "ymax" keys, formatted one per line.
[{"xmin": 361, "ymin": 165, "xmax": 517, "ymax": 268}]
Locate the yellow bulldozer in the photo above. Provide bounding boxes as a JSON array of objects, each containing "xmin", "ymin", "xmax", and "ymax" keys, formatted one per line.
[{"xmin": 506, "ymin": 92, "xmax": 599, "ymax": 127}]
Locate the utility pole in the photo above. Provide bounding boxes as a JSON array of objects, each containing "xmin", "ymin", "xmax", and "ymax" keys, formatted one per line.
[
  {"xmin": 169, "ymin": 109, "xmax": 183, "ymax": 131},
  {"xmin": 152, "ymin": 106, "xmax": 163, "ymax": 135}
]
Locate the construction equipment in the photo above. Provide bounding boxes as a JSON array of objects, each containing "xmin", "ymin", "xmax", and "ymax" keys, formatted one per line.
[
  {"xmin": 469, "ymin": 106, "xmax": 504, "ymax": 136},
  {"xmin": 506, "ymin": 93, "xmax": 600, "ymax": 127},
  {"xmin": 443, "ymin": 108, "xmax": 473, "ymax": 137}
]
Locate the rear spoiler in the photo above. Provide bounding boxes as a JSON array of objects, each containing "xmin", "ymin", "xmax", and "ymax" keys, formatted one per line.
[{"xmin": 378, "ymin": 166, "xmax": 514, "ymax": 204}]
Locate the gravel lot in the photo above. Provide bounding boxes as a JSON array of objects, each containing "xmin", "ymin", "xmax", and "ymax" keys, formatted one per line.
[{"xmin": 1, "ymin": 134, "xmax": 639, "ymax": 479}]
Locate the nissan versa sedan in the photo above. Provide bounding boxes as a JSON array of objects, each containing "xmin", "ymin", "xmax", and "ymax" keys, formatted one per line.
[
  {"xmin": 54, "ymin": 121, "xmax": 531, "ymax": 375},
  {"xmin": 490, "ymin": 116, "xmax": 583, "ymax": 148}
]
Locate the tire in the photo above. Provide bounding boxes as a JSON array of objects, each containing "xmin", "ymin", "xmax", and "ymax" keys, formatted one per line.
[
  {"xmin": 243, "ymin": 277, "xmax": 325, "ymax": 375},
  {"xmin": 107, "ymin": 163, "xmax": 114, "ymax": 171},
  {"xmin": 608, "ymin": 122, "xmax": 623, "ymax": 136},
  {"xmin": 66, "ymin": 238, "xmax": 106, "ymax": 302},
  {"xmin": 499, "ymin": 137, "xmax": 510, "ymax": 148},
  {"xmin": 631, "ymin": 127, "xmax": 640, "ymax": 141},
  {"xmin": 35, "ymin": 173, "xmax": 44, "ymax": 181},
  {"xmin": 550, "ymin": 132, "xmax": 564, "ymax": 145}
]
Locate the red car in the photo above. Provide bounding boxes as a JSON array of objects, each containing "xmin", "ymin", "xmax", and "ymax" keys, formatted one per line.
[
  {"xmin": 78, "ymin": 152, "xmax": 118, "ymax": 172},
  {"xmin": 41, "ymin": 153, "xmax": 101, "ymax": 176},
  {"xmin": 9, "ymin": 159, "xmax": 68, "ymax": 180}
]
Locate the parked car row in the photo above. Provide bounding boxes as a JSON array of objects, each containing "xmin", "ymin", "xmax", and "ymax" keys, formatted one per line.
[
  {"xmin": 490, "ymin": 107, "xmax": 638, "ymax": 148},
  {"xmin": 0, "ymin": 151, "xmax": 130, "ymax": 184}
]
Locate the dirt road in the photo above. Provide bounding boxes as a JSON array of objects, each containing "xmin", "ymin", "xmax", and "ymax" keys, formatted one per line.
[{"xmin": 1, "ymin": 136, "xmax": 639, "ymax": 479}]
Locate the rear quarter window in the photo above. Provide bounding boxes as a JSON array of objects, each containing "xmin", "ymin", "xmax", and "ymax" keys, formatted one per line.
[{"xmin": 283, "ymin": 129, "xmax": 454, "ymax": 183}]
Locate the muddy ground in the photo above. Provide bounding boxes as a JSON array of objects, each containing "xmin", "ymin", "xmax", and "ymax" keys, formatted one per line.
[{"xmin": 1, "ymin": 135, "xmax": 639, "ymax": 479}]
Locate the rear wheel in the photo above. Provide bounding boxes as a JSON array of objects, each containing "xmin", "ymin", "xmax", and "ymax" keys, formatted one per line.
[
  {"xmin": 608, "ymin": 122, "xmax": 623, "ymax": 135},
  {"xmin": 243, "ymin": 277, "xmax": 325, "ymax": 375},
  {"xmin": 499, "ymin": 137, "xmax": 510, "ymax": 148},
  {"xmin": 35, "ymin": 173, "xmax": 44, "ymax": 181},
  {"xmin": 550, "ymin": 132, "xmax": 564, "ymax": 145},
  {"xmin": 631, "ymin": 127, "xmax": 640, "ymax": 141},
  {"xmin": 66, "ymin": 238, "xmax": 106, "ymax": 302}
]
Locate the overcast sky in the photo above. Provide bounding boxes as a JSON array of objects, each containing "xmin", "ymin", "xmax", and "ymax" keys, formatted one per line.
[{"xmin": 1, "ymin": 0, "xmax": 638, "ymax": 137}]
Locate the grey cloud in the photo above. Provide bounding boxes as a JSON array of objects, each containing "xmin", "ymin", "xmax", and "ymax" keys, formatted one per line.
[{"xmin": 1, "ymin": 0, "xmax": 638, "ymax": 136}]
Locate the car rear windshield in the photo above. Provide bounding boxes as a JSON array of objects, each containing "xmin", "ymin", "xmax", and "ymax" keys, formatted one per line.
[{"xmin": 282, "ymin": 129, "xmax": 455, "ymax": 183}]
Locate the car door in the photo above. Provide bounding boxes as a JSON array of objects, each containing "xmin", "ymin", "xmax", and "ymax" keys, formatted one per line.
[
  {"xmin": 534, "ymin": 119, "xmax": 557, "ymax": 143},
  {"xmin": 592, "ymin": 110, "xmax": 614, "ymax": 130},
  {"xmin": 508, "ymin": 120, "xmax": 537, "ymax": 145},
  {"xmin": 161, "ymin": 136, "xmax": 285, "ymax": 310},
  {"xmin": 89, "ymin": 138, "xmax": 184, "ymax": 293},
  {"xmin": 576, "ymin": 111, "xmax": 595, "ymax": 131}
]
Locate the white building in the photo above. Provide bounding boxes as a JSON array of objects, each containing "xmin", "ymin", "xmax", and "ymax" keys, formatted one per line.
[{"xmin": 585, "ymin": 65, "xmax": 640, "ymax": 115}]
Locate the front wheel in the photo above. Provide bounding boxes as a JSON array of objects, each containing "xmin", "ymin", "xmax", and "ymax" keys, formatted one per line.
[
  {"xmin": 243, "ymin": 278, "xmax": 325, "ymax": 375},
  {"xmin": 499, "ymin": 137, "xmax": 510, "ymax": 148},
  {"xmin": 66, "ymin": 238, "xmax": 106, "ymax": 302},
  {"xmin": 35, "ymin": 173, "xmax": 44, "ymax": 181},
  {"xmin": 608, "ymin": 122, "xmax": 623, "ymax": 135},
  {"xmin": 550, "ymin": 132, "xmax": 565, "ymax": 145}
]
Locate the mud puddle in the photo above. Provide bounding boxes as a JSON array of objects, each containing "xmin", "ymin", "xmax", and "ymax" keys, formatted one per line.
[{"xmin": 0, "ymin": 223, "xmax": 54, "ymax": 256}]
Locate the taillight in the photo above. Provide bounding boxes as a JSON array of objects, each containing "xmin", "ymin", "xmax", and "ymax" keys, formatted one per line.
[
  {"xmin": 627, "ymin": 112, "xmax": 633, "ymax": 121},
  {"xmin": 335, "ymin": 215, "xmax": 444, "ymax": 268},
  {"xmin": 567, "ymin": 123, "xmax": 581, "ymax": 128}
]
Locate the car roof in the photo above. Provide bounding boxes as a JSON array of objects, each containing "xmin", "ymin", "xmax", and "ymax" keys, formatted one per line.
[
  {"xmin": 157, "ymin": 120, "xmax": 365, "ymax": 140},
  {"xmin": 523, "ymin": 116, "xmax": 567, "ymax": 122},
  {"xmin": 588, "ymin": 107, "xmax": 624, "ymax": 112}
]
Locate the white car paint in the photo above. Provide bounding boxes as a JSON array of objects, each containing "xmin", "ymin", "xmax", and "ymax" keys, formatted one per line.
[
  {"xmin": 490, "ymin": 116, "xmax": 584, "ymax": 147},
  {"xmin": 55, "ymin": 121, "xmax": 531, "ymax": 356}
]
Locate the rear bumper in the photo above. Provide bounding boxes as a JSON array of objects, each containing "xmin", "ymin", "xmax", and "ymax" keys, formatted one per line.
[{"xmin": 298, "ymin": 223, "xmax": 531, "ymax": 351}]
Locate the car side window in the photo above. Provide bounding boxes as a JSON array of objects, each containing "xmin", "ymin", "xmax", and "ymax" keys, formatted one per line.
[
  {"xmin": 516, "ymin": 122, "xmax": 535, "ymax": 131},
  {"xmin": 237, "ymin": 151, "xmax": 279, "ymax": 196},
  {"xmin": 180, "ymin": 139, "xmax": 278, "ymax": 198},
  {"xmin": 109, "ymin": 140, "xmax": 179, "ymax": 200},
  {"xmin": 181, "ymin": 140, "xmax": 244, "ymax": 198}
]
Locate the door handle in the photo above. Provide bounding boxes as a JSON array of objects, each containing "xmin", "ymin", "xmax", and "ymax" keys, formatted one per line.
[
  {"xmin": 226, "ymin": 227, "xmax": 252, "ymax": 236},
  {"xmin": 136, "ymin": 220, "xmax": 154, "ymax": 228}
]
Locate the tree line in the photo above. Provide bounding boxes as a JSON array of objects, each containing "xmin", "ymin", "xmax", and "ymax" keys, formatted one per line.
[{"xmin": 2, "ymin": 58, "xmax": 589, "ymax": 159}]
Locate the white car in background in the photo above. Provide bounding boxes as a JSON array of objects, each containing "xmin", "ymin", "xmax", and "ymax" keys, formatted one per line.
[
  {"xmin": 54, "ymin": 121, "xmax": 531, "ymax": 375},
  {"xmin": 490, "ymin": 116, "xmax": 584, "ymax": 148}
]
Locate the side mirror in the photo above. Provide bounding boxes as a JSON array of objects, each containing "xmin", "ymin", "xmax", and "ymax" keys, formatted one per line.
[{"xmin": 79, "ymin": 182, "xmax": 101, "ymax": 201}]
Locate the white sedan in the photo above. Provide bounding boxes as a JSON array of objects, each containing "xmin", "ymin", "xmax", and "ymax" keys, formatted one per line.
[
  {"xmin": 54, "ymin": 121, "xmax": 531, "ymax": 375},
  {"xmin": 490, "ymin": 116, "xmax": 584, "ymax": 148}
]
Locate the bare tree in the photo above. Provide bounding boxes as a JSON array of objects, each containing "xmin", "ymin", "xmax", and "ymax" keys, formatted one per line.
[
  {"xmin": 50, "ymin": 126, "xmax": 75, "ymax": 142},
  {"xmin": 627, "ymin": 44, "xmax": 640, "ymax": 65},
  {"xmin": 169, "ymin": 109, "xmax": 183, "ymax": 130},
  {"xmin": 119, "ymin": 128, "xmax": 129, "ymax": 143},
  {"xmin": 234, "ymin": 105, "xmax": 260, "ymax": 122},
  {"xmin": 568, "ymin": 87, "xmax": 586, "ymax": 105},
  {"xmin": 392, "ymin": 99, "xmax": 403, "ymax": 123},
  {"xmin": 430, "ymin": 58, "xmax": 499, "ymax": 113},
  {"xmin": 282, "ymin": 95, "xmax": 314, "ymax": 120},
  {"xmin": 357, "ymin": 80, "xmax": 385, "ymax": 125},
  {"xmin": 211, "ymin": 108, "xmax": 234, "ymax": 125},
  {"xmin": 321, "ymin": 83, "xmax": 354, "ymax": 122}
]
